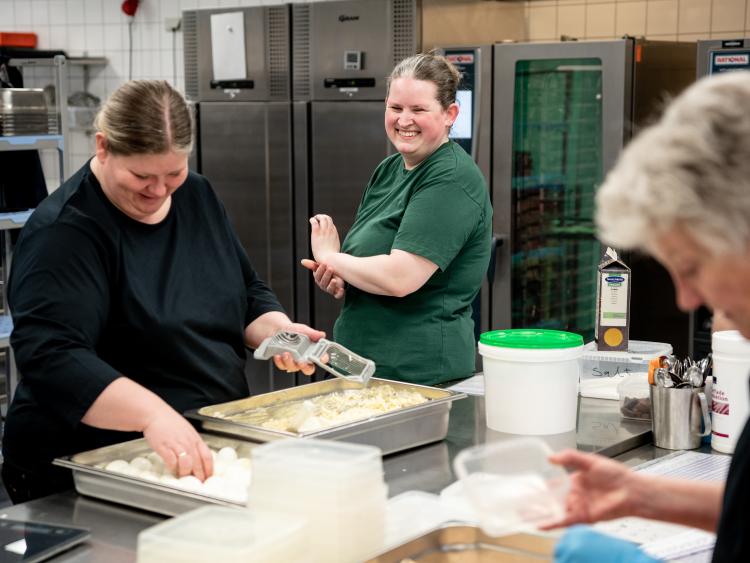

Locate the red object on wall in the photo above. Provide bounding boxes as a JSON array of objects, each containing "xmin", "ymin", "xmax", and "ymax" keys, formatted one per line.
[{"xmin": 121, "ymin": 0, "xmax": 140, "ymax": 17}]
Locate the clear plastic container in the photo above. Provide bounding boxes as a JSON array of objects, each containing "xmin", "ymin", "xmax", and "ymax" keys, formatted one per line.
[
  {"xmin": 580, "ymin": 340, "xmax": 672, "ymax": 382},
  {"xmin": 250, "ymin": 439, "xmax": 385, "ymax": 501},
  {"xmin": 453, "ymin": 438, "xmax": 569, "ymax": 536},
  {"xmin": 251, "ymin": 461, "xmax": 383, "ymax": 489},
  {"xmin": 249, "ymin": 480, "xmax": 388, "ymax": 506},
  {"xmin": 617, "ymin": 372, "xmax": 651, "ymax": 420},
  {"xmin": 249, "ymin": 484, "xmax": 387, "ymax": 563},
  {"xmin": 246, "ymin": 439, "xmax": 388, "ymax": 562},
  {"xmin": 137, "ymin": 505, "xmax": 308, "ymax": 563}
]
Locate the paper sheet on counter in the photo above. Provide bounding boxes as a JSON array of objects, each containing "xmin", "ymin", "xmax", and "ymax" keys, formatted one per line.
[
  {"xmin": 447, "ymin": 374, "xmax": 485, "ymax": 396},
  {"xmin": 595, "ymin": 451, "xmax": 730, "ymax": 562}
]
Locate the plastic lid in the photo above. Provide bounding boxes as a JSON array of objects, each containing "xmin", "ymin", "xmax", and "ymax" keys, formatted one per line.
[
  {"xmin": 480, "ymin": 329, "xmax": 583, "ymax": 349},
  {"xmin": 713, "ymin": 330, "xmax": 750, "ymax": 355},
  {"xmin": 137, "ymin": 506, "xmax": 307, "ymax": 560},
  {"xmin": 582, "ymin": 339, "xmax": 673, "ymax": 359}
]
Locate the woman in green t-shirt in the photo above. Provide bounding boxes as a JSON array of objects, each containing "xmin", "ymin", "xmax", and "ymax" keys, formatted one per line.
[{"xmin": 302, "ymin": 54, "xmax": 492, "ymax": 386}]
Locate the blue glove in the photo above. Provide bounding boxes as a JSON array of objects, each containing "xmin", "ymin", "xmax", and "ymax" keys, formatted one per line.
[{"xmin": 555, "ymin": 525, "xmax": 661, "ymax": 563}]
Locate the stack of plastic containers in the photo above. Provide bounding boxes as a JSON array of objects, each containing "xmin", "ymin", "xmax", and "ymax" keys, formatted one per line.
[
  {"xmin": 137, "ymin": 505, "xmax": 308, "ymax": 562},
  {"xmin": 247, "ymin": 438, "xmax": 387, "ymax": 563}
]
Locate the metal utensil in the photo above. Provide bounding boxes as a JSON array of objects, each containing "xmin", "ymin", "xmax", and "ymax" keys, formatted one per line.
[
  {"xmin": 254, "ymin": 330, "xmax": 375, "ymax": 386},
  {"xmin": 669, "ymin": 370, "xmax": 684, "ymax": 387},
  {"xmin": 665, "ymin": 355, "xmax": 680, "ymax": 377},
  {"xmin": 685, "ymin": 364, "xmax": 704, "ymax": 388},
  {"xmin": 698, "ymin": 355, "xmax": 711, "ymax": 377},
  {"xmin": 655, "ymin": 367, "xmax": 673, "ymax": 388}
]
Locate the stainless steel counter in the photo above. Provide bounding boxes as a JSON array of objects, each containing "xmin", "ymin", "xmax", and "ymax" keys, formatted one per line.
[
  {"xmin": 383, "ymin": 395, "xmax": 652, "ymax": 496},
  {"xmin": 0, "ymin": 395, "xmax": 654, "ymax": 561}
]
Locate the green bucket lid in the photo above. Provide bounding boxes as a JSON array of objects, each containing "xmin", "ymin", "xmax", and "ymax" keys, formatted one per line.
[{"xmin": 480, "ymin": 329, "xmax": 584, "ymax": 349}]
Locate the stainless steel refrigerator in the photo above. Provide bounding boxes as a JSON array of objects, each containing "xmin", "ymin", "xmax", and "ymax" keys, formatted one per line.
[
  {"xmin": 291, "ymin": 0, "xmax": 420, "ymax": 345},
  {"xmin": 437, "ymin": 45, "xmax": 494, "ymax": 341},
  {"xmin": 691, "ymin": 38, "xmax": 750, "ymax": 357},
  {"xmin": 489, "ymin": 39, "xmax": 696, "ymax": 354},
  {"xmin": 183, "ymin": 5, "xmax": 296, "ymax": 393}
]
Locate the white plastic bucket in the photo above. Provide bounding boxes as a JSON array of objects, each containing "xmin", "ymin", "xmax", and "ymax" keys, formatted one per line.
[
  {"xmin": 479, "ymin": 329, "xmax": 583, "ymax": 435},
  {"xmin": 711, "ymin": 330, "xmax": 750, "ymax": 454}
]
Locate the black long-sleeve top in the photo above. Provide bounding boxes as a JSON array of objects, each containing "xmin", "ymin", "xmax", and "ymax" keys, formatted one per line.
[{"xmin": 2, "ymin": 160, "xmax": 283, "ymax": 471}]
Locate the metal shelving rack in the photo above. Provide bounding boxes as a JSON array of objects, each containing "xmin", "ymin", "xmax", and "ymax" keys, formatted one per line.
[{"xmin": 0, "ymin": 55, "xmax": 71, "ymax": 409}]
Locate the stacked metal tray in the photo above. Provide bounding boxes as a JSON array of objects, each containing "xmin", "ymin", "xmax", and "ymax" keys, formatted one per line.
[
  {"xmin": 185, "ymin": 378, "xmax": 466, "ymax": 455},
  {"xmin": 366, "ymin": 524, "xmax": 555, "ymax": 562},
  {"xmin": 0, "ymin": 88, "xmax": 56, "ymax": 136},
  {"xmin": 54, "ymin": 434, "xmax": 255, "ymax": 516}
]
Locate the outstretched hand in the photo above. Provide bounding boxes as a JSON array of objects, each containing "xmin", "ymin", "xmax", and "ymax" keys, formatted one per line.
[
  {"xmin": 541, "ymin": 449, "xmax": 638, "ymax": 529},
  {"xmin": 301, "ymin": 258, "xmax": 345, "ymax": 299}
]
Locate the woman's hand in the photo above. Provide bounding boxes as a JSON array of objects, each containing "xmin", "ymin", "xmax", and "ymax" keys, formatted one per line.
[
  {"xmin": 301, "ymin": 259, "xmax": 345, "ymax": 299},
  {"xmin": 272, "ymin": 321, "xmax": 326, "ymax": 376},
  {"xmin": 309, "ymin": 214, "xmax": 341, "ymax": 264},
  {"xmin": 541, "ymin": 449, "xmax": 639, "ymax": 529},
  {"xmin": 142, "ymin": 405, "xmax": 214, "ymax": 481}
]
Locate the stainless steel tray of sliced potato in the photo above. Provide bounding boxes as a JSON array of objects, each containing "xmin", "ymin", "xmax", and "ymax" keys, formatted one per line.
[{"xmin": 185, "ymin": 378, "xmax": 466, "ymax": 455}]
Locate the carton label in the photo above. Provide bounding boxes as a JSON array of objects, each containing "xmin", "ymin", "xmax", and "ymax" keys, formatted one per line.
[{"xmin": 599, "ymin": 272, "xmax": 629, "ymax": 327}]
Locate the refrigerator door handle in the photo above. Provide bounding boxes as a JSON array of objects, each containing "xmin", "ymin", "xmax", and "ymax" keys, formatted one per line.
[
  {"xmin": 487, "ymin": 233, "xmax": 508, "ymax": 286},
  {"xmin": 471, "ymin": 48, "xmax": 482, "ymax": 162}
]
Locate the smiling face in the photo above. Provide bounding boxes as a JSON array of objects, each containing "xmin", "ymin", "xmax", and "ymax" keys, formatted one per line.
[
  {"xmin": 650, "ymin": 224, "xmax": 750, "ymax": 338},
  {"xmin": 92, "ymin": 132, "xmax": 189, "ymax": 224},
  {"xmin": 385, "ymin": 77, "xmax": 458, "ymax": 169}
]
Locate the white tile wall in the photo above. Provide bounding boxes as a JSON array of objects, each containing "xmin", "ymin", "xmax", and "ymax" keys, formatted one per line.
[
  {"xmin": 0, "ymin": 0, "xmax": 341, "ymax": 176},
  {"xmin": 4, "ymin": 0, "xmax": 750, "ymax": 176}
]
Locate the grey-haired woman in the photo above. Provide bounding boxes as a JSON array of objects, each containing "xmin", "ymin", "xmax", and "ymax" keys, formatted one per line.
[{"xmin": 551, "ymin": 72, "xmax": 750, "ymax": 562}]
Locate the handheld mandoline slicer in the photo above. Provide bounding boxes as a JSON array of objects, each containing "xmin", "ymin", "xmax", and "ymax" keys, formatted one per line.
[{"xmin": 254, "ymin": 331, "xmax": 375, "ymax": 386}]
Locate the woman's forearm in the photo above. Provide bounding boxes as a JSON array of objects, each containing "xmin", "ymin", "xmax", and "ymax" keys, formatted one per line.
[
  {"xmin": 325, "ymin": 253, "xmax": 400, "ymax": 296},
  {"xmin": 81, "ymin": 376, "xmax": 173, "ymax": 431},
  {"xmin": 630, "ymin": 473, "xmax": 724, "ymax": 531},
  {"xmin": 324, "ymin": 251, "xmax": 436, "ymax": 297}
]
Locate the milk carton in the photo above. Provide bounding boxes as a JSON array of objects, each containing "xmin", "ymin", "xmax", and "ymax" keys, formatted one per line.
[{"xmin": 595, "ymin": 248, "xmax": 631, "ymax": 351}]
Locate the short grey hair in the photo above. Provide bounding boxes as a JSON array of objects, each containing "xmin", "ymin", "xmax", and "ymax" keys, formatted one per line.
[{"xmin": 595, "ymin": 71, "xmax": 750, "ymax": 255}]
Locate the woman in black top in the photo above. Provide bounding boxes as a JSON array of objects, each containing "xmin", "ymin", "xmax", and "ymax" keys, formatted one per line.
[
  {"xmin": 550, "ymin": 72, "xmax": 750, "ymax": 562},
  {"xmin": 1, "ymin": 80, "xmax": 322, "ymax": 503}
]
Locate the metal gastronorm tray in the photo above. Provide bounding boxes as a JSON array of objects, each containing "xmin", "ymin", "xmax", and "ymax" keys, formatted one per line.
[
  {"xmin": 366, "ymin": 524, "xmax": 555, "ymax": 562},
  {"xmin": 185, "ymin": 378, "xmax": 466, "ymax": 455},
  {"xmin": 54, "ymin": 434, "xmax": 255, "ymax": 516}
]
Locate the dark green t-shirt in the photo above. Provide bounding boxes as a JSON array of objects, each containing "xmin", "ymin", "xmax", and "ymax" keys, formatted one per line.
[{"xmin": 334, "ymin": 141, "xmax": 492, "ymax": 385}]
